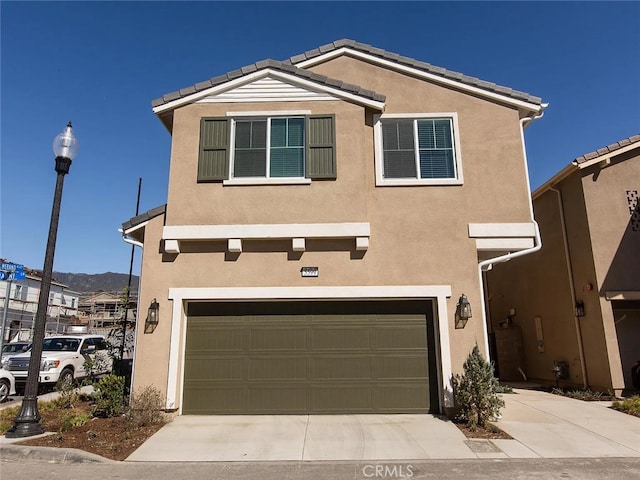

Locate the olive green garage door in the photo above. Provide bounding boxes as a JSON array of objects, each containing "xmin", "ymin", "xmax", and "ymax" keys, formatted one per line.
[{"xmin": 183, "ymin": 300, "xmax": 438, "ymax": 414}]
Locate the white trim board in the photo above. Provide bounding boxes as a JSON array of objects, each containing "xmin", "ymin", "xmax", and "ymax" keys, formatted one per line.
[{"xmin": 164, "ymin": 285, "xmax": 454, "ymax": 414}]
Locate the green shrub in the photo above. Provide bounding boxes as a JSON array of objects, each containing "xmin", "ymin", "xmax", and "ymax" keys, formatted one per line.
[
  {"xmin": 92, "ymin": 374, "xmax": 125, "ymax": 418},
  {"xmin": 452, "ymin": 344, "xmax": 505, "ymax": 430},
  {"xmin": 60, "ymin": 412, "xmax": 91, "ymax": 432},
  {"xmin": 125, "ymin": 385, "xmax": 165, "ymax": 428},
  {"xmin": 612, "ymin": 396, "xmax": 640, "ymax": 417},
  {"xmin": 53, "ymin": 381, "xmax": 80, "ymax": 409},
  {"xmin": 495, "ymin": 383, "xmax": 514, "ymax": 394}
]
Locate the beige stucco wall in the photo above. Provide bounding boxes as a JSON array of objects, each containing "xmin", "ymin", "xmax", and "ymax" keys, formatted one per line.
[
  {"xmin": 487, "ymin": 146, "xmax": 639, "ymax": 392},
  {"xmin": 132, "ymin": 54, "xmax": 537, "ymax": 406}
]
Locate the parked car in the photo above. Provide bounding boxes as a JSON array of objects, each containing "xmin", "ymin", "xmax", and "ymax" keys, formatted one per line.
[
  {"xmin": 0, "ymin": 368, "xmax": 16, "ymax": 402},
  {"xmin": 5, "ymin": 335, "xmax": 112, "ymax": 389},
  {"xmin": 1, "ymin": 342, "xmax": 31, "ymax": 368}
]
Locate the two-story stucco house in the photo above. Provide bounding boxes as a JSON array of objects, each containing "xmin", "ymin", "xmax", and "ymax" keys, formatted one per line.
[
  {"xmin": 486, "ymin": 135, "xmax": 640, "ymax": 395},
  {"xmin": 122, "ymin": 39, "xmax": 546, "ymax": 415}
]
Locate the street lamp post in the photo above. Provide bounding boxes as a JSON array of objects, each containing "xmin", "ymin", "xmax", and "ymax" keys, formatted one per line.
[{"xmin": 6, "ymin": 122, "xmax": 78, "ymax": 438}]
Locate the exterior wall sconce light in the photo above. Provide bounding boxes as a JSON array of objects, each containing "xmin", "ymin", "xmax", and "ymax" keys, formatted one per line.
[
  {"xmin": 146, "ymin": 299, "xmax": 160, "ymax": 325},
  {"xmin": 455, "ymin": 294, "xmax": 472, "ymax": 329},
  {"xmin": 575, "ymin": 300, "xmax": 585, "ymax": 317}
]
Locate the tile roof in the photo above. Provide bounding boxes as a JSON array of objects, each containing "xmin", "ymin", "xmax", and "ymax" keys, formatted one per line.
[
  {"xmin": 121, "ymin": 204, "xmax": 166, "ymax": 232},
  {"xmin": 152, "ymin": 39, "xmax": 543, "ymax": 110},
  {"xmin": 284, "ymin": 39, "xmax": 543, "ymax": 105},
  {"xmin": 574, "ymin": 134, "xmax": 640, "ymax": 163},
  {"xmin": 152, "ymin": 59, "xmax": 385, "ymax": 109}
]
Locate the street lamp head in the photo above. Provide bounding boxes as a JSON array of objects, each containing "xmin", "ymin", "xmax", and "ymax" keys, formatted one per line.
[{"xmin": 53, "ymin": 122, "xmax": 79, "ymax": 160}]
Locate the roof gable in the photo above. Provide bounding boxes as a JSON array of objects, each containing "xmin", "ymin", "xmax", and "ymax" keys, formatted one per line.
[
  {"xmin": 152, "ymin": 60, "xmax": 386, "ymax": 130},
  {"xmin": 287, "ymin": 39, "xmax": 544, "ymax": 113}
]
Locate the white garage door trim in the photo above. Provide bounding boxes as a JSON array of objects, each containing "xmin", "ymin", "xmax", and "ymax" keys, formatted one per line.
[{"xmin": 166, "ymin": 285, "xmax": 453, "ymax": 413}]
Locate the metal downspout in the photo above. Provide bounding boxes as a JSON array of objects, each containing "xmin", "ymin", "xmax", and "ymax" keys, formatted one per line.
[
  {"xmin": 549, "ymin": 185, "xmax": 588, "ymax": 388},
  {"xmin": 477, "ymin": 107, "xmax": 547, "ymax": 361}
]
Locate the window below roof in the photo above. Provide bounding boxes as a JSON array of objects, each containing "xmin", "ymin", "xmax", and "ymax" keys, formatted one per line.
[
  {"xmin": 198, "ymin": 114, "xmax": 336, "ymax": 184},
  {"xmin": 373, "ymin": 113, "xmax": 463, "ymax": 186}
]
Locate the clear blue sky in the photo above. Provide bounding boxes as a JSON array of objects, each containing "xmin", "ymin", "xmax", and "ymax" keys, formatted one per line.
[{"xmin": 1, "ymin": 1, "xmax": 639, "ymax": 275}]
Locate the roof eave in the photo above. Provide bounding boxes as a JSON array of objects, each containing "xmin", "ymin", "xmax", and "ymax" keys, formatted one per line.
[{"xmin": 152, "ymin": 68, "xmax": 385, "ymax": 118}]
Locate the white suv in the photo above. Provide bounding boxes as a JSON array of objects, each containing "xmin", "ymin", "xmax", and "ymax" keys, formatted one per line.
[{"xmin": 5, "ymin": 335, "xmax": 113, "ymax": 389}]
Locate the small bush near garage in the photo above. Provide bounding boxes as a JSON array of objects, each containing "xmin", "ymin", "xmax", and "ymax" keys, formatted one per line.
[
  {"xmin": 92, "ymin": 374, "xmax": 126, "ymax": 417},
  {"xmin": 612, "ymin": 396, "xmax": 640, "ymax": 417},
  {"xmin": 126, "ymin": 385, "xmax": 166, "ymax": 427},
  {"xmin": 452, "ymin": 344, "xmax": 505, "ymax": 431}
]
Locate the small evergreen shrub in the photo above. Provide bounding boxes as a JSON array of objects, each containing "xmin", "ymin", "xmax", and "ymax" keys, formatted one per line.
[
  {"xmin": 452, "ymin": 344, "xmax": 505, "ymax": 430},
  {"xmin": 92, "ymin": 374, "xmax": 126, "ymax": 418},
  {"xmin": 126, "ymin": 385, "xmax": 165, "ymax": 428}
]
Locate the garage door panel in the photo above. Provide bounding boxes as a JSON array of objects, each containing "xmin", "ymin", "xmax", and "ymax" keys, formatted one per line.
[
  {"xmin": 373, "ymin": 325, "xmax": 428, "ymax": 350},
  {"xmin": 312, "ymin": 386, "xmax": 372, "ymax": 411},
  {"xmin": 311, "ymin": 356, "xmax": 372, "ymax": 379},
  {"xmin": 183, "ymin": 386, "xmax": 244, "ymax": 414},
  {"xmin": 250, "ymin": 328, "xmax": 307, "ymax": 351},
  {"xmin": 187, "ymin": 326, "xmax": 245, "ymax": 352},
  {"xmin": 376, "ymin": 356, "xmax": 429, "ymax": 379},
  {"xmin": 375, "ymin": 386, "xmax": 429, "ymax": 411},
  {"xmin": 248, "ymin": 386, "xmax": 307, "ymax": 412},
  {"xmin": 183, "ymin": 301, "xmax": 435, "ymax": 414},
  {"xmin": 185, "ymin": 356, "xmax": 246, "ymax": 380},
  {"xmin": 311, "ymin": 327, "xmax": 372, "ymax": 350},
  {"xmin": 249, "ymin": 356, "xmax": 307, "ymax": 380}
]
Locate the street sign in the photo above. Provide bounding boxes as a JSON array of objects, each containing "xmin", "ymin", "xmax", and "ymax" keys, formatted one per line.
[
  {"xmin": 0, "ymin": 270, "xmax": 25, "ymax": 281},
  {"xmin": 0, "ymin": 262, "xmax": 23, "ymax": 272}
]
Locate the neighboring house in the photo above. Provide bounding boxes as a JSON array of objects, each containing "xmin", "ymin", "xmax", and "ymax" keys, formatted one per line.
[
  {"xmin": 486, "ymin": 135, "xmax": 640, "ymax": 394},
  {"xmin": 77, "ymin": 291, "xmax": 137, "ymax": 329},
  {"xmin": 122, "ymin": 39, "xmax": 546, "ymax": 415},
  {"xmin": 0, "ymin": 261, "xmax": 80, "ymax": 341}
]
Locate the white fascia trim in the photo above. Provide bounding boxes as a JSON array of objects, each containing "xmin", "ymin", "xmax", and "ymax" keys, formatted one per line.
[
  {"xmin": 226, "ymin": 110, "xmax": 312, "ymax": 117},
  {"xmin": 475, "ymin": 238, "xmax": 535, "ymax": 251},
  {"xmin": 153, "ymin": 69, "xmax": 385, "ymax": 114},
  {"xmin": 373, "ymin": 113, "xmax": 464, "ymax": 186},
  {"xmin": 162, "ymin": 222, "xmax": 370, "ymax": 241},
  {"xmin": 164, "ymin": 285, "xmax": 453, "ymax": 413},
  {"xmin": 122, "ymin": 220, "xmax": 149, "ymax": 237},
  {"xmin": 468, "ymin": 223, "xmax": 536, "ymax": 238},
  {"xmin": 295, "ymin": 48, "xmax": 542, "ymax": 113}
]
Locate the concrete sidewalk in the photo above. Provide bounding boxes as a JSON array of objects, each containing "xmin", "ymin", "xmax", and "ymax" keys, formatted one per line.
[
  {"xmin": 126, "ymin": 388, "xmax": 640, "ymax": 462},
  {"xmin": 494, "ymin": 388, "xmax": 640, "ymax": 458}
]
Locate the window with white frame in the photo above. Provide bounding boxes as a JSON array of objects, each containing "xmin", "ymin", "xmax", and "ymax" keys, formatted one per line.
[
  {"xmin": 374, "ymin": 113, "xmax": 463, "ymax": 186},
  {"xmin": 232, "ymin": 117, "xmax": 305, "ymax": 178},
  {"xmin": 198, "ymin": 113, "xmax": 336, "ymax": 184}
]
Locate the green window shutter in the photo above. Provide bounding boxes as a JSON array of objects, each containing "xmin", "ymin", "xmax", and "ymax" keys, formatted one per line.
[
  {"xmin": 198, "ymin": 118, "xmax": 230, "ymax": 181},
  {"xmin": 306, "ymin": 115, "xmax": 336, "ymax": 179}
]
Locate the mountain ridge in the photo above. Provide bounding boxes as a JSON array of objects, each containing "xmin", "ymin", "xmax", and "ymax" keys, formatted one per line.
[{"xmin": 53, "ymin": 272, "xmax": 139, "ymax": 293}]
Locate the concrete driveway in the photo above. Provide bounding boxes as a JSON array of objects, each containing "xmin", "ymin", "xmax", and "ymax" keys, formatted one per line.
[{"xmin": 127, "ymin": 388, "xmax": 640, "ymax": 462}]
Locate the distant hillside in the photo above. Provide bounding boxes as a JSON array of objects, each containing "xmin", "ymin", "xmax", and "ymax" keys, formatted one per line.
[{"xmin": 52, "ymin": 272, "xmax": 139, "ymax": 293}]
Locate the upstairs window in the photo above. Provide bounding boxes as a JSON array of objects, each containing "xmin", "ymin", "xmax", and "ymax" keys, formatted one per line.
[
  {"xmin": 374, "ymin": 113, "xmax": 463, "ymax": 186},
  {"xmin": 233, "ymin": 117, "xmax": 305, "ymax": 178},
  {"xmin": 198, "ymin": 113, "xmax": 336, "ymax": 184}
]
